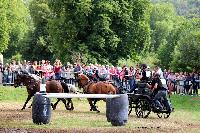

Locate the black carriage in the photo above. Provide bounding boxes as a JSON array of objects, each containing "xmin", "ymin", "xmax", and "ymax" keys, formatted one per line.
[{"xmin": 128, "ymin": 82, "xmax": 172, "ymax": 118}]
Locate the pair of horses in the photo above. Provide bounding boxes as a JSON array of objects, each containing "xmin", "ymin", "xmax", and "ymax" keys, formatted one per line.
[
  {"xmin": 14, "ymin": 72, "xmax": 121, "ymax": 113},
  {"xmin": 14, "ymin": 73, "xmax": 76, "ymax": 110}
]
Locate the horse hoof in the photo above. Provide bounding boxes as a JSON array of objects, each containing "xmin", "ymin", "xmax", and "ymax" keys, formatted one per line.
[
  {"xmin": 96, "ymin": 110, "xmax": 100, "ymax": 113},
  {"xmin": 52, "ymin": 106, "xmax": 56, "ymax": 110},
  {"xmin": 21, "ymin": 107, "xmax": 25, "ymax": 110},
  {"xmin": 70, "ymin": 107, "xmax": 74, "ymax": 110},
  {"xmin": 66, "ymin": 105, "xmax": 71, "ymax": 110}
]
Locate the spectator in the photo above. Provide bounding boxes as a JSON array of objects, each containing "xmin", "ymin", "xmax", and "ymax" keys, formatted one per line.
[
  {"xmin": 192, "ymin": 73, "xmax": 199, "ymax": 96},
  {"xmin": 3, "ymin": 63, "xmax": 10, "ymax": 83},
  {"xmin": 184, "ymin": 73, "xmax": 192, "ymax": 95},
  {"xmin": 176, "ymin": 72, "xmax": 185, "ymax": 94},
  {"xmin": 129, "ymin": 66, "xmax": 136, "ymax": 93},
  {"xmin": 53, "ymin": 60, "xmax": 62, "ymax": 80}
]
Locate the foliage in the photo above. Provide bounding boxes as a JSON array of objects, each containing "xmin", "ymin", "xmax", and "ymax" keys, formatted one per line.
[
  {"xmin": 20, "ymin": 0, "xmax": 53, "ymax": 61},
  {"xmin": 170, "ymin": 19, "xmax": 200, "ymax": 71},
  {"xmin": 151, "ymin": 0, "xmax": 200, "ymax": 18},
  {"xmin": 0, "ymin": 1, "xmax": 10, "ymax": 53},
  {"xmin": 48, "ymin": 0, "xmax": 151, "ymax": 65},
  {"xmin": 149, "ymin": 3, "xmax": 187, "ymax": 69},
  {"xmin": 2, "ymin": 0, "xmax": 29, "ymax": 59}
]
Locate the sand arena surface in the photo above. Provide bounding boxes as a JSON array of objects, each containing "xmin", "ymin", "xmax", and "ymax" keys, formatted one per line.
[{"xmin": 0, "ymin": 103, "xmax": 200, "ymax": 133}]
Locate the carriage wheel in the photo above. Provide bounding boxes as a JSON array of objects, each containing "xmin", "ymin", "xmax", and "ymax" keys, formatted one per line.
[
  {"xmin": 157, "ymin": 112, "xmax": 170, "ymax": 118},
  {"xmin": 128, "ymin": 97, "xmax": 133, "ymax": 115},
  {"xmin": 135, "ymin": 99, "xmax": 151, "ymax": 118}
]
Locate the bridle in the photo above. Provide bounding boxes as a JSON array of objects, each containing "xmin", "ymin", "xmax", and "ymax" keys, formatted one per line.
[{"xmin": 77, "ymin": 75, "xmax": 94, "ymax": 93}]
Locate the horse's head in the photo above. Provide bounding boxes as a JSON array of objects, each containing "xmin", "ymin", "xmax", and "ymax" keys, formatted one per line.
[
  {"xmin": 76, "ymin": 74, "xmax": 89, "ymax": 88},
  {"xmin": 25, "ymin": 76, "xmax": 40, "ymax": 92},
  {"xmin": 14, "ymin": 74, "xmax": 24, "ymax": 88}
]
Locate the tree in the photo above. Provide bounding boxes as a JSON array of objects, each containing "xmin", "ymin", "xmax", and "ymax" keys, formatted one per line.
[
  {"xmin": 20, "ymin": 0, "xmax": 53, "ymax": 61},
  {"xmin": 170, "ymin": 18, "xmax": 200, "ymax": 71},
  {"xmin": 48, "ymin": 0, "xmax": 150, "ymax": 65},
  {"xmin": 149, "ymin": 3, "xmax": 186, "ymax": 69},
  {"xmin": 149, "ymin": 3, "xmax": 177, "ymax": 51},
  {"xmin": 2, "ymin": 0, "xmax": 30, "ymax": 60},
  {"xmin": 151, "ymin": 0, "xmax": 200, "ymax": 18},
  {"xmin": 0, "ymin": 1, "xmax": 10, "ymax": 53}
]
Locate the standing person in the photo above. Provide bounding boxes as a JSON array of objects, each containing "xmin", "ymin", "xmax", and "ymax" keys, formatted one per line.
[
  {"xmin": 184, "ymin": 73, "xmax": 192, "ymax": 95},
  {"xmin": 32, "ymin": 61, "xmax": 38, "ymax": 75},
  {"xmin": 167, "ymin": 72, "xmax": 176, "ymax": 94},
  {"xmin": 73, "ymin": 63, "xmax": 82, "ymax": 82},
  {"xmin": 192, "ymin": 73, "xmax": 199, "ymax": 96},
  {"xmin": 98, "ymin": 65, "xmax": 107, "ymax": 81},
  {"xmin": 3, "ymin": 63, "xmax": 10, "ymax": 84},
  {"xmin": 176, "ymin": 72, "xmax": 185, "ymax": 95},
  {"xmin": 92, "ymin": 66, "xmax": 99, "ymax": 81},
  {"xmin": 10, "ymin": 60, "xmax": 17, "ymax": 83},
  {"xmin": 44, "ymin": 60, "xmax": 53, "ymax": 80},
  {"xmin": 129, "ymin": 66, "xmax": 136, "ymax": 93},
  {"xmin": 53, "ymin": 60, "xmax": 62, "ymax": 80},
  {"xmin": 122, "ymin": 66, "xmax": 129, "ymax": 91}
]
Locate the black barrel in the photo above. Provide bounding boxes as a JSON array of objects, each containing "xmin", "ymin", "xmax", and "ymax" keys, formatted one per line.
[
  {"xmin": 106, "ymin": 94, "xmax": 129, "ymax": 126},
  {"xmin": 32, "ymin": 94, "xmax": 51, "ymax": 125},
  {"xmin": 106, "ymin": 98, "xmax": 112, "ymax": 122}
]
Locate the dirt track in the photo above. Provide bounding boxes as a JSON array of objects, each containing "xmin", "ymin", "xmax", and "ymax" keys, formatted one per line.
[{"xmin": 0, "ymin": 103, "xmax": 200, "ymax": 133}]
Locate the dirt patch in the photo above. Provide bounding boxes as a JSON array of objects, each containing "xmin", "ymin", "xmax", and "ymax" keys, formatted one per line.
[
  {"xmin": 0, "ymin": 127, "xmax": 179, "ymax": 133},
  {"xmin": 0, "ymin": 103, "xmax": 200, "ymax": 133}
]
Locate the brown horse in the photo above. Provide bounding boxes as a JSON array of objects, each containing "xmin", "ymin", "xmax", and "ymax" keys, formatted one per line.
[
  {"xmin": 77, "ymin": 73, "xmax": 117, "ymax": 112},
  {"xmin": 14, "ymin": 73, "xmax": 74, "ymax": 110}
]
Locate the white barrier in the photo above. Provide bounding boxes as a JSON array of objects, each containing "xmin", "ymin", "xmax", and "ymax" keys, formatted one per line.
[{"xmin": 42, "ymin": 93, "xmax": 120, "ymax": 99}]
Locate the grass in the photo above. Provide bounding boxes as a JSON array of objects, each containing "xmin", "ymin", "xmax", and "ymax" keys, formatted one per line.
[
  {"xmin": 1, "ymin": 85, "xmax": 200, "ymax": 132},
  {"xmin": 0, "ymin": 85, "xmax": 27, "ymax": 102}
]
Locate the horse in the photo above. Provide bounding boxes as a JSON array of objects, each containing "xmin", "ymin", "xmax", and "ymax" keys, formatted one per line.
[
  {"xmin": 76, "ymin": 73, "xmax": 117, "ymax": 113},
  {"xmin": 14, "ymin": 73, "xmax": 74, "ymax": 110}
]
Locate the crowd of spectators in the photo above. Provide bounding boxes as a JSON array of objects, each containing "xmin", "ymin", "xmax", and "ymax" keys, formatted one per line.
[{"xmin": 0, "ymin": 59, "xmax": 199, "ymax": 95}]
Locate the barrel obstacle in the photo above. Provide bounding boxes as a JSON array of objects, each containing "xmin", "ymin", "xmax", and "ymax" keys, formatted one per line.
[{"xmin": 32, "ymin": 84, "xmax": 129, "ymax": 126}]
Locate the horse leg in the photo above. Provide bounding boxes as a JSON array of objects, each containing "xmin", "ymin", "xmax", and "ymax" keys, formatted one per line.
[
  {"xmin": 67, "ymin": 98, "xmax": 74, "ymax": 110},
  {"xmin": 52, "ymin": 99, "xmax": 61, "ymax": 110},
  {"xmin": 60, "ymin": 98, "xmax": 70, "ymax": 110},
  {"xmin": 22, "ymin": 95, "xmax": 32, "ymax": 110},
  {"xmin": 93, "ymin": 99, "xmax": 100, "ymax": 113},
  {"xmin": 88, "ymin": 99, "xmax": 95, "ymax": 111},
  {"xmin": 88, "ymin": 99, "xmax": 99, "ymax": 112}
]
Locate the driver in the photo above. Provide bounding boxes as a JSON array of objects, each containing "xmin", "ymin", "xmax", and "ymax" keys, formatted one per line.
[{"xmin": 147, "ymin": 73, "xmax": 172, "ymax": 112}]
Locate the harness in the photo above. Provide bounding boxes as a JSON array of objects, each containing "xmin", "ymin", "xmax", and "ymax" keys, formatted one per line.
[{"xmin": 83, "ymin": 81, "xmax": 94, "ymax": 94}]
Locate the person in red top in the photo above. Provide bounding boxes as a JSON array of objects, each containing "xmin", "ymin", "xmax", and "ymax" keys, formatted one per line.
[{"xmin": 53, "ymin": 59, "xmax": 62, "ymax": 80}]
